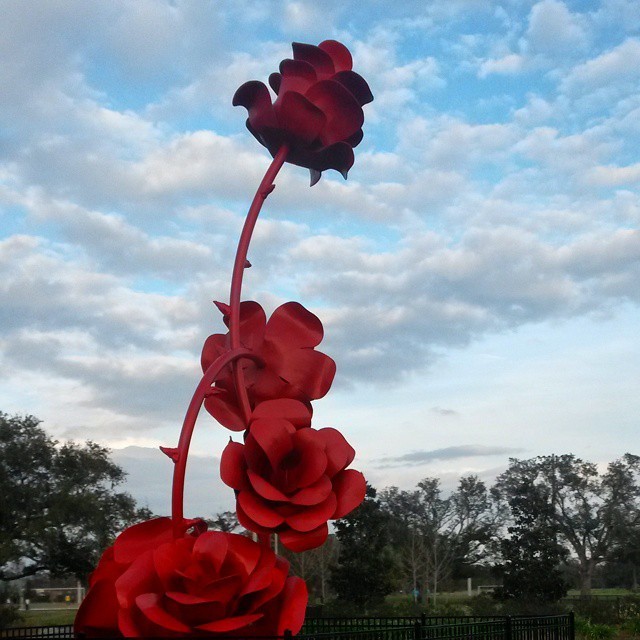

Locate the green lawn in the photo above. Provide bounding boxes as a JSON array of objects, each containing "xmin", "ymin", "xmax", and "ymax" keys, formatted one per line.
[
  {"xmin": 567, "ymin": 588, "xmax": 637, "ymax": 596},
  {"xmin": 12, "ymin": 608, "xmax": 77, "ymax": 627}
]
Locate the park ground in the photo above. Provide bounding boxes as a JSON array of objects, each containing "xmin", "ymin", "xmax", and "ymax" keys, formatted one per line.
[{"xmin": 9, "ymin": 588, "xmax": 640, "ymax": 639}]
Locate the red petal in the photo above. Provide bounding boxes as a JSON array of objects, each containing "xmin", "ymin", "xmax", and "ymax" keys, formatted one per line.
[
  {"xmin": 279, "ymin": 523, "xmax": 328, "ymax": 552},
  {"xmin": 251, "ymin": 398, "xmax": 312, "ymax": 429},
  {"xmin": 180, "ymin": 574, "xmax": 241, "ymax": 603},
  {"xmin": 220, "ymin": 440, "xmax": 249, "ymax": 490},
  {"xmin": 197, "ymin": 613, "xmax": 263, "ymax": 633},
  {"xmin": 236, "ymin": 500, "xmax": 271, "ymax": 536},
  {"xmin": 153, "ymin": 539, "xmax": 192, "ymax": 589},
  {"xmin": 285, "ymin": 493, "xmax": 337, "ymax": 532},
  {"xmin": 333, "ymin": 70, "xmax": 374, "ymax": 106},
  {"xmin": 319, "ymin": 40, "xmax": 353, "ymax": 72},
  {"xmin": 201, "ymin": 333, "xmax": 229, "ymax": 373},
  {"xmin": 232, "ymin": 81, "xmax": 277, "ymax": 133},
  {"xmin": 238, "ymin": 490, "xmax": 285, "ymax": 528},
  {"xmin": 163, "ymin": 591, "xmax": 227, "ymax": 628},
  {"xmin": 317, "ymin": 427, "xmax": 355, "ymax": 477},
  {"xmin": 287, "ymin": 141, "xmax": 355, "ymax": 178},
  {"xmin": 345, "ymin": 128, "xmax": 364, "ymax": 148},
  {"xmin": 277, "ymin": 58, "xmax": 317, "ymax": 96},
  {"xmin": 204, "ymin": 390, "xmax": 246, "ymax": 432},
  {"xmin": 269, "ymin": 72, "xmax": 281, "ymax": 94},
  {"xmin": 117, "ymin": 608, "xmax": 141, "ymax": 637},
  {"xmin": 289, "ymin": 428, "xmax": 327, "ymax": 488},
  {"xmin": 275, "ymin": 91, "xmax": 326, "ymax": 144},
  {"xmin": 227, "ymin": 532, "xmax": 262, "ymax": 575},
  {"xmin": 135, "ymin": 592, "xmax": 191, "ymax": 634},
  {"xmin": 239, "ymin": 545, "xmax": 278, "ymax": 596},
  {"xmin": 250, "ymin": 367, "xmax": 290, "ymax": 401},
  {"xmin": 248, "ymin": 469, "xmax": 290, "ymax": 501},
  {"xmin": 249, "ymin": 418, "xmax": 295, "ymax": 470},
  {"xmin": 265, "ymin": 302, "xmax": 324, "ymax": 348},
  {"xmin": 88, "ymin": 546, "xmax": 120, "ymax": 587},
  {"xmin": 113, "ymin": 518, "xmax": 174, "ymax": 564},
  {"xmin": 247, "ymin": 556, "xmax": 288, "ymax": 611},
  {"xmin": 115, "ymin": 551, "xmax": 161, "ymax": 609},
  {"xmin": 74, "ymin": 579, "xmax": 119, "ymax": 636},
  {"xmin": 277, "ymin": 576, "xmax": 309, "ymax": 636},
  {"xmin": 290, "ymin": 474, "xmax": 332, "ymax": 505},
  {"xmin": 305, "ymin": 79, "xmax": 364, "ymax": 146},
  {"xmin": 332, "ymin": 469, "xmax": 366, "ymax": 518},
  {"xmin": 292, "ymin": 42, "xmax": 334, "ymax": 78},
  {"xmin": 237, "ymin": 300, "xmax": 267, "ymax": 350},
  {"xmin": 193, "ymin": 531, "xmax": 228, "ymax": 573},
  {"xmin": 274, "ymin": 348, "xmax": 336, "ymax": 400}
]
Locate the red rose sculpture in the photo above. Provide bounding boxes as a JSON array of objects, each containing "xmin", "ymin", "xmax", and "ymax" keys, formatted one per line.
[
  {"xmin": 75, "ymin": 518, "xmax": 307, "ymax": 638},
  {"xmin": 233, "ymin": 39, "xmax": 373, "ymax": 185},
  {"xmin": 221, "ymin": 417, "xmax": 366, "ymax": 551},
  {"xmin": 77, "ymin": 39, "xmax": 371, "ymax": 639},
  {"xmin": 201, "ymin": 301, "xmax": 335, "ymax": 431}
]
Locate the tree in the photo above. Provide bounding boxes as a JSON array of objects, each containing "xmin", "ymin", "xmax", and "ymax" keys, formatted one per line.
[
  {"xmin": 380, "ymin": 475, "xmax": 498, "ymax": 604},
  {"xmin": 329, "ymin": 485, "xmax": 397, "ymax": 610},
  {"xmin": 496, "ymin": 454, "xmax": 640, "ymax": 595},
  {"xmin": 280, "ymin": 535, "xmax": 339, "ymax": 604},
  {"xmin": 378, "ymin": 485, "xmax": 426, "ymax": 603},
  {"xmin": 494, "ymin": 478, "xmax": 568, "ymax": 603},
  {"xmin": 208, "ymin": 511, "xmax": 240, "ymax": 533},
  {"xmin": 0, "ymin": 412, "xmax": 152, "ymax": 581}
]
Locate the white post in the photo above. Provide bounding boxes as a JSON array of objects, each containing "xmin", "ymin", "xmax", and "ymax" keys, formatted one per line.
[
  {"xmin": 76, "ymin": 580, "xmax": 83, "ymax": 605},
  {"xmin": 467, "ymin": 577, "xmax": 472, "ymax": 596}
]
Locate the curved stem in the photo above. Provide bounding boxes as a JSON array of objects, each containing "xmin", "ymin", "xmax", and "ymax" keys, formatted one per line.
[
  {"xmin": 171, "ymin": 347, "xmax": 260, "ymax": 537},
  {"xmin": 228, "ymin": 144, "xmax": 290, "ymax": 425}
]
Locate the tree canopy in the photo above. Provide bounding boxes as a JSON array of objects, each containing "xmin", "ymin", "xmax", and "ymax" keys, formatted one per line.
[
  {"xmin": 496, "ymin": 454, "xmax": 640, "ymax": 595},
  {"xmin": 329, "ymin": 485, "xmax": 397, "ymax": 610},
  {"xmin": 0, "ymin": 412, "xmax": 151, "ymax": 581}
]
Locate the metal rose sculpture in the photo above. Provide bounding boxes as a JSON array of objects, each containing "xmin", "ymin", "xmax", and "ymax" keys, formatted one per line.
[{"xmin": 75, "ymin": 40, "xmax": 371, "ymax": 638}]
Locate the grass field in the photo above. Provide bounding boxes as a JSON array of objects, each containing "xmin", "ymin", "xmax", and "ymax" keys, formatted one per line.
[
  {"xmin": 8, "ymin": 588, "xmax": 639, "ymax": 629},
  {"xmin": 11, "ymin": 608, "xmax": 77, "ymax": 627}
]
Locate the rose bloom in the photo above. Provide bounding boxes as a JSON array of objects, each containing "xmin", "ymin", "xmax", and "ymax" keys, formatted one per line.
[
  {"xmin": 221, "ymin": 417, "xmax": 366, "ymax": 551},
  {"xmin": 75, "ymin": 518, "xmax": 307, "ymax": 638},
  {"xmin": 202, "ymin": 301, "xmax": 335, "ymax": 431},
  {"xmin": 233, "ymin": 39, "xmax": 373, "ymax": 185}
]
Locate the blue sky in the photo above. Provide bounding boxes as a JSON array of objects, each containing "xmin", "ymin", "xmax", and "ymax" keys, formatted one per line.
[{"xmin": 1, "ymin": 0, "xmax": 639, "ymax": 518}]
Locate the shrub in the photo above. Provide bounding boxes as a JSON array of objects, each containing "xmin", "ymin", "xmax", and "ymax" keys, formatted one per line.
[
  {"xmin": 624, "ymin": 616, "xmax": 640, "ymax": 637},
  {"xmin": 575, "ymin": 617, "xmax": 615, "ymax": 640},
  {"xmin": 0, "ymin": 605, "xmax": 22, "ymax": 630}
]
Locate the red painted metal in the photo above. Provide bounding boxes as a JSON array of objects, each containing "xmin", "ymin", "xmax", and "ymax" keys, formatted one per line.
[
  {"xmin": 229, "ymin": 144, "xmax": 289, "ymax": 425},
  {"xmin": 76, "ymin": 38, "xmax": 372, "ymax": 638}
]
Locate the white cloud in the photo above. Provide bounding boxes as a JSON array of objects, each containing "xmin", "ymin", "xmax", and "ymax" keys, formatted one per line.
[
  {"xmin": 479, "ymin": 53, "xmax": 525, "ymax": 77},
  {"xmin": 1, "ymin": 0, "xmax": 639, "ymax": 489},
  {"xmin": 586, "ymin": 162, "xmax": 640, "ymax": 187},
  {"xmin": 560, "ymin": 38, "xmax": 640, "ymax": 96},
  {"xmin": 523, "ymin": 0, "xmax": 589, "ymax": 57}
]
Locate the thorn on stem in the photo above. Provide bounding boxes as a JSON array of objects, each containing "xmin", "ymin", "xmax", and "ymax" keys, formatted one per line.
[
  {"xmin": 244, "ymin": 260, "xmax": 252, "ymax": 269},
  {"xmin": 160, "ymin": 446, "xmax": 180, "ymax": 463},
  {"xmin": 214, "ymin": 301, "xmax": 231, "ymax": 316},
  {"xmin": 260, "ymin": 184, "xmax": 276, "ymax": 198}
]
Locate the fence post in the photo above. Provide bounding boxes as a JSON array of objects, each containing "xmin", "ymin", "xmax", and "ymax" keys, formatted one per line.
[
  {"xmin": 569, "ymin": 611, "xmax": 575, "ymax": 640},
  {"xmin": 414, "ymin": 619, "xmax": 422, "ymax": 640},
  {"xmin": 421, "ymin": 612, "xmax": 426, "ymax": 627},
  {"xmin": 284, "ymin": 629, "xmax": 293, "ymax": 640},
  {"xmin": 505, "ymin": 615, "xmax": 512, "ymax": 640}
]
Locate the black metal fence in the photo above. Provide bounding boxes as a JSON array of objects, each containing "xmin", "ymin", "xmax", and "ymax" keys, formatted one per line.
[
  {"xmin": 302, "ymin": 613, "xmax": 573, "ymax": 640},
  {"xmin": 0, "ymin": 626, "xmax": 74, "ymax": 638},
  {"xmin": 0, "ymin": 613, "xmax": 575, "ymax": 640},
  {"xmin": 419, "ymin": 615, "xmax": 574, "ymax": 640}
]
